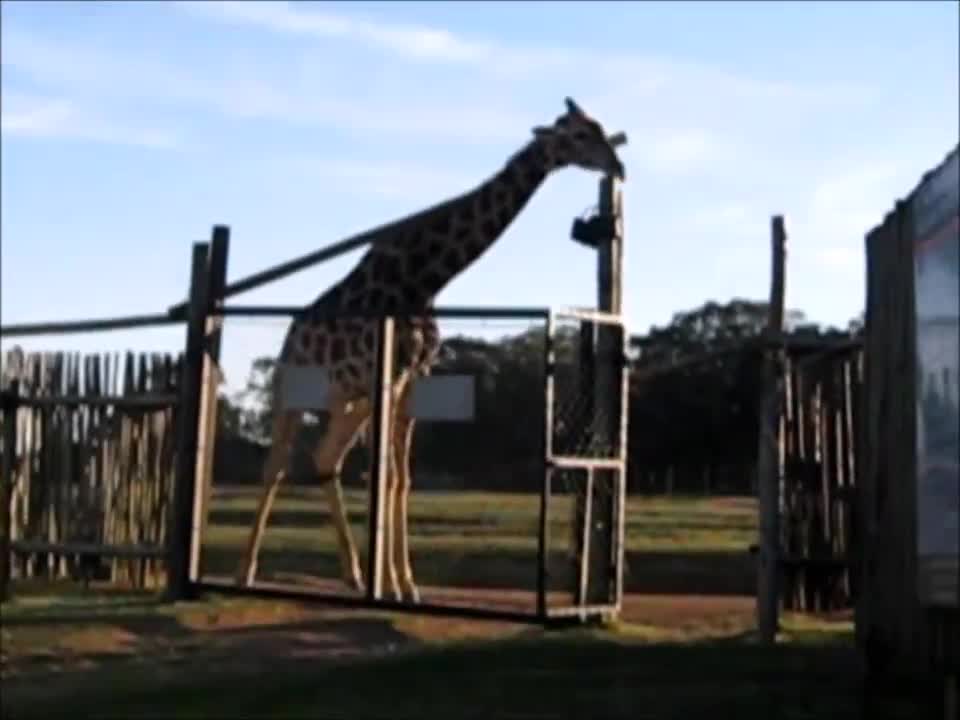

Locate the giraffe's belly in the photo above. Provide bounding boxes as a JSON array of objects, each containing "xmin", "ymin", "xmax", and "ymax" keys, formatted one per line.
[{"xmin": 281, "ymin": 316, "xmax": 436, "ymax": 405}]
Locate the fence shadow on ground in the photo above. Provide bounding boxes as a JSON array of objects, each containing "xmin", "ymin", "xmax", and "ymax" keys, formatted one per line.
[{"xmin": 1, "ymin": 588, "xmax": 938, "ymax": 720}]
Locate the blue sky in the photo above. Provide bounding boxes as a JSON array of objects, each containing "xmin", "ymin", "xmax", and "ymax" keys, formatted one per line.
[{"xmin": 2, "ymin": 0, "xmax": 958, "ymax": 391}]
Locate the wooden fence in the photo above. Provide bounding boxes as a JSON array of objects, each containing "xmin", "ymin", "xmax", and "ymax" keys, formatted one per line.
[
  {"xmin": 1, "ymin": 347, "xmax": 182, "ymax": 589},
  {"xmin": 780, "ymin": 344, "xmax": 862, "ymax": 612}
]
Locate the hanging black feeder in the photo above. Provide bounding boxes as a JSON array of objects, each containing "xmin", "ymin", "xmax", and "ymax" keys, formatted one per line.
[{"xmin": 570, "ymin": 213, "xmax": 616, "ymax": 249}]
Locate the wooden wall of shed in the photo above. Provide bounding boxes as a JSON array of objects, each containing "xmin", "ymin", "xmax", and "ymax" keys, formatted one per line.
[{"xmin": 857, "ymin": 201, "xmax": 928, "ymax": 674}]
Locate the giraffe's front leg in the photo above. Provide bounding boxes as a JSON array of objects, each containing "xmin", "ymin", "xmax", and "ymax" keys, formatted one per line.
[{"xmin": 314, "ymin": 395, "xmax": 368, "ymax": 594}]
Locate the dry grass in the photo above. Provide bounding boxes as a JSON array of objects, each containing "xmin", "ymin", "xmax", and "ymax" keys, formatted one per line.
[
  {"xmin": 5, "ymin": 493, "xmax": 925, "ymax": 720},
  {"xmin": 201, "ymin": 488, "xmax": 758, "ymax": 596}
]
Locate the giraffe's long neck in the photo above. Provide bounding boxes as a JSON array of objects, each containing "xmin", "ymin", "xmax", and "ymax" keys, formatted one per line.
[
  {"xmin": 408, "ymin": 138, "xmax": 554, "ymax": 299},
  {"xmin": 331, "ymin": 138, "xmax": 556, "ymax": 313}
]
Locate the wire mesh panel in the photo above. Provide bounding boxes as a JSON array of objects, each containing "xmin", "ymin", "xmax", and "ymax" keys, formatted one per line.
[
  {"xmin": 549, "ymin": 311, "xmax": 626, "ymax": 461},
  {"xmin": 546, "ymin": 310, "xmax": 628, "ymax": 616}
]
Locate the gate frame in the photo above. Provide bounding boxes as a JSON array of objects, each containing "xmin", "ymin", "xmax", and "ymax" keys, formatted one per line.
[{"xmin": 168, "ymin": 177, "xmax": 629, "ymax": 626}]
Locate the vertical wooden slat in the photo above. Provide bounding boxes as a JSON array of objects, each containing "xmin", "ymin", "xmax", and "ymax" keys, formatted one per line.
[{"xmin": 366, "ymin": 315, "xmax": 394, "ymax": 602}]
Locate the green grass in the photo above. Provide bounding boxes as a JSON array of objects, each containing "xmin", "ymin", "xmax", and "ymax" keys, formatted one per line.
[
  {"xmin": 0, "ymin": 593, "xmax": 933, "ymax": 720},
  {"xmin": 202, "ymin": 488, "xmax": 758, "ymax": 594},
  {"xmin": 2, "ymin": 491, "xmax": 933, "ymax": 720}
]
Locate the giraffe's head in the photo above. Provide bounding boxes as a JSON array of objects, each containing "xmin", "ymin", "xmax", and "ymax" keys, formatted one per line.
[{"xmin": 533, "ymin": 97, "xmax": 625, "ymax": 180}]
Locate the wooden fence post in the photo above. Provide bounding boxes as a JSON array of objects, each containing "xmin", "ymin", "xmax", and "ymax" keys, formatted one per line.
[
  {"xmin": 167, "ymin": 242, "xmax": 211, "ymax": 601},
  {"xmin": 574, "ymin": 174, "xmax": 626, "ymax": 609},
  {"xmin": 366, "ymin": 315, "xmax": 394, "ymax": 601},
  {"xmin": 189, "ymin": 226, "xmax": 230, "ymax": 582},
  {"xmin": 757, "ymin": 215, "xmax": 787, "ymax": 643},
  {"xmin": 1, "ymin": 380, "xmax": 19, "ymax": 602},
  {"xmin": 538, "ymin": 312, "xmax": 555, "ymax": 620}
]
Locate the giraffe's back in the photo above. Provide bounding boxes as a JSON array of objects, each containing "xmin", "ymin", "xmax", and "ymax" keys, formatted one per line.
[{"xmin": 279, "ymin": 290, "xmax": 439, "ymax": 405}]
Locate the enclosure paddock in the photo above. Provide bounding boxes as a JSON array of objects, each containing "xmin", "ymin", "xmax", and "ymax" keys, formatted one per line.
[{"xmin": 1, "ymin": 167, "xmax": 631, "ymax": 626}]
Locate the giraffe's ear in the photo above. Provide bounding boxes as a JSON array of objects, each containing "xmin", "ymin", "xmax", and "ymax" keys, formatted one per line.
[
  {"xmin": 564, "ymin": 97, "xmax": 585, "ymax": 117},
  {"xmin": 532, "ymin": 125, "xmax": 554, "ymax": 139}
]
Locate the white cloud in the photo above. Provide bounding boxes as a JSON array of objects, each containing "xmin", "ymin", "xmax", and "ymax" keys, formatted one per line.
[
  {"xmin": 814, "ymin": 246, "xmax": 862, "ymax": 272},
  {"xmin": 172, "ymin": 1, "xmax": 566, "ymax": 73},
  {"xmin": 788, "ymin": 162, "xmax": 908, "ymax": 272},
  {"xmin": 277, "ymin": 156, "xmax": 478, "ymax": 201},
  {"xmin": 0, "ymin": 4, "xmax": 876, "ymax": 165},
  {"xmin": 1, "ymin": 26, "xmax": 532, "ymax": 144},
  {"xmin": 173, "ymin": 0, "xmax": 874, "ymax": 108},
  {"xmin": 1, "ymin": 92, "xmax": 178, "ymax": 148},
  {"xmin": 632, "ymin": 129, "xmax": 722, "ymax": 176},
  {"xmin": 687, "ymin": 203, "xmax": 760, "ymax": 239}
]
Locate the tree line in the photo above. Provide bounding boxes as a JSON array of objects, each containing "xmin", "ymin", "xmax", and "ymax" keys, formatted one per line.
[{"xmin": 215, "ymin": 299, "xmax": 865, "ymax": 495}]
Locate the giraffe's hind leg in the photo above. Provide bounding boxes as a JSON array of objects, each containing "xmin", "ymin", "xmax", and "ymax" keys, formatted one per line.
[
  {"xmin": 312, "ymin": 390, "xmax": 371, "ymax": 593},
  {"xmin": 391, "ymin": 385, "xmax": 419, "ymax": 603},
  {"xmin": 236, "ymin": 409, "xmax": 302, "ymax": 587}
]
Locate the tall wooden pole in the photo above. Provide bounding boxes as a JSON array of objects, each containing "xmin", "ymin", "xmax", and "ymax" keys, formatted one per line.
[
  {"xmin": 757, "ymin": 215, "xmax": 787, "ymax": 643},
  {"xmin": 167, "ymin": 242, "xmax": 211, "ymax": 601},
  {"xmin": 189, "ymin": 226, "xmax": 230, "ymax": 582},
  {"xmin": 366, "ymin": 316, "xmax": 395, "ymax": 601}
]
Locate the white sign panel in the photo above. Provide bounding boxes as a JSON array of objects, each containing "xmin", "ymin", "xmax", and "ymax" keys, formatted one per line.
[
  {"xmin": 277, "ymin": 365, "xmax": 475, "ymax": 422},
  {"xmin": 913, "ymin": 147, "xmax": 959, "ymax": 607}
]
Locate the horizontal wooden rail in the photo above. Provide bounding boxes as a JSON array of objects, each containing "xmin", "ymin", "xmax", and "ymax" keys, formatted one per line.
[
  {"xmin": 3, "ymin": 393, "xmax": 179, "ymax": 409},
  {"xmin": 630, "ymin": 334, "xmax": 863, "ymax": 381},
  {"xmin": 552, "ymin": 307, "xmax": 625, "ymax": 326},
  {"xmin": 547, "ymin": 456, "xmax": 625, "ymax": 471},
  {"xmin": 10, "ymin": 540, "xmax": 166, "ymax": 559},
  {"xmin": 168, "ymin": 230, "xmax": 407, "ymax": 319},
  {"xmin": 546, "ymin": 603, "xmax": 619, "ymax": 619},
  {"xmin": 197, "ymin": 576, "xmax": 544, "ymax": 625},
  {"xmin": 0, "ymin": 313, "xmax": 182, "ymax": 338}
]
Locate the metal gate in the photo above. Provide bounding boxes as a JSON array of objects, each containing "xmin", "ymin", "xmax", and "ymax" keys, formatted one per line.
[{"xmin": 542, "ymin": 308, "xmax": 629, "ymax": 620}]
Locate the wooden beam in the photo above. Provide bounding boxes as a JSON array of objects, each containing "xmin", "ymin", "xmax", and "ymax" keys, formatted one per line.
[
  {"xmin": 757, "ymin": 215, "xmax": 788, "ymax": 644},
  {"xmin": 166, "ymin": 242, "xmax": 211, "ymax": 602},
  {"xmin": 190, "ymin": 226, "xmax": 231, "ymax": 582},
  {"xmin": 10, "ymin": 540, "xmax": 165, "ymax": 559},
  {"xmin": 0, "ymin": 313, "xmax": 181, "ymax": 338},
  {"xmin": 366, "ymin": 316, "xmax": 394, "ymax": 601},
  {"xmin": 10, "ymin": 394, "xmax": 179, "ymax": 409}
]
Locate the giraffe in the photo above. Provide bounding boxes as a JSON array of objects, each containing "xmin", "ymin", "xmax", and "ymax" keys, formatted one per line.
[{"xmin": 235, "ymin": 97, "xmax": 626, "ymax": 602}]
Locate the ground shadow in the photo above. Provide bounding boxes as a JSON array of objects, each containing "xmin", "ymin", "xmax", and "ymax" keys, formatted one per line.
[{"xmin": 199, "ymin": 545, "xmax": 756, "ymax": 596}]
